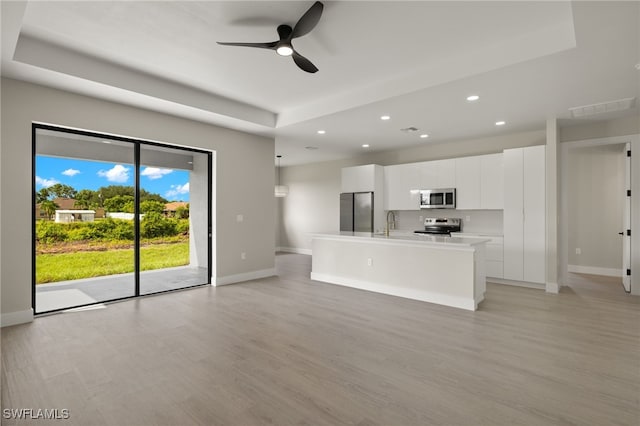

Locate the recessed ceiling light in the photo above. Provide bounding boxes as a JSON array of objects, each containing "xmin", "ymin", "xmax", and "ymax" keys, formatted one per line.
[
  {"xmin": 317, "ymin": 130, "xmax": 326, "ymax": 134},
  {"xmin": 495, "ymin": 121, "xmax": 506, "ymax": 126},
  {"xmin": 362, "ymin": 144, "xmax": 370, "ymax": 148},
  {"xmin": 380, "ymin": 115, "xmax": 391, "ymax": 121},
  {"xmin": 420, "ymin": 134, "xmax": 429, "ymax": 139},
  {"xmin": 466, "ymin": 95, "xmax": 480, "ymax": 101}
]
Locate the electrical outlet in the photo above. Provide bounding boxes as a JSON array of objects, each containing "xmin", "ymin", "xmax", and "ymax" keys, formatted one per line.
[
  {"xmin": 465, "ymin": 215, "xmax": 471, "ymax": 222},
  {"xmin": 419, "ymin": 215, "xmax": 423, "ymax": 222},
  {"xmin": 241, "ymin": 252, "xmax": 246, "ymax": 260},
  {"xmin": 575, "ymin": 248, "xmax": 581, "ymax": 255},
  {"xmin": 236, "ymin": 214, "xmax": 244, "ymax": 222},
  {"xmin": 367, "ymin": 258, "xmax": 372, "ymax": 266}
]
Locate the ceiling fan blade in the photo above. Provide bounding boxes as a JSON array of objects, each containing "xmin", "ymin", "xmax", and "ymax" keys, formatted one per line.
[
  {"xmin": 217, "ymin": 41, "xmax": 277, "ymax": 50},
  {"xmin": 292, "ymin": 1, "xmax": 324, "ymax": 39},
  {"xmin": 292, "ymin": 51, "xmax": 318, "ymax": 73}
]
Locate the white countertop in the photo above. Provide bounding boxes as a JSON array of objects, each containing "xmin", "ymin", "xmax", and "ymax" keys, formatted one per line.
[
  {"xmin": 313, "ymin": 232, "xmax": 490, "ymax": 248},
  {"xmin": 451, "ymin": 232, "xmax": 504, "ymax": 238}
]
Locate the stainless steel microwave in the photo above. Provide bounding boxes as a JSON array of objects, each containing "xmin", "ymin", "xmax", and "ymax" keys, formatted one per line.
[{"xmin": 420, "ymin": 188, "xmax": 456, "ymax": 209}]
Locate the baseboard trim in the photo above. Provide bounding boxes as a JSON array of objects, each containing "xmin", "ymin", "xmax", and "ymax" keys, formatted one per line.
[
  {"xmin": 276, "ymin": 247, "xmax": 312, "ymax": 255},
  {"xmin": 488, "ymin": 278, "xmax": 546, "ymax": 290},
  {"xmin": 215, "ymin": 268, "xmax": 276, "ymax": 286},
  {"xmin": 568, "ymin": 265, "xmax": 622, "ymax": 277},
  {"xmin": 1, "ymin": 308, "xmax": 34, "ymax": 327},
  {"xmin": 546, "ymin": 281, "xmax": 560, "ymax": 294},
  {"xmin": 310, "ymin": 272, "xmax": 477, "ymax": 311}
]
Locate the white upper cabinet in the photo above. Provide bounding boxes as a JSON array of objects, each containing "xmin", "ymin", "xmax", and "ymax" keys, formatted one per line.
[
  {"xmin": 418, "ymin": 161, "xmax": 437, "ymax": 189},
  {"xmin": 435, "ymin": 159, "xmax": 456, "ymax": 188},
  {"xmin": 418, "ymin": 159, "xmax": 456, "ymax": 189},
  {"xmin": 341, "ymin": 164, "xmax": 383, "ymax": 193},
  {"xmin": 455, "ymin": 156, "xmax": 481, "ymax": 209},
  {"xmin": 384, "ymin": 163, "xmax": 421, "ymax": 210},
  {"xmin": 480, "ymin": 153, "xmax": 504, "ymax": 209}
]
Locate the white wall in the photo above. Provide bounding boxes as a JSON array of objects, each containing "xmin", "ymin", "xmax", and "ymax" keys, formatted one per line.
[
  {"xmin": 0, "ymin": 78, "xmax": 275, "ymax": 324},
  {"xmin": 567, "ymin": 144, "xmax": 625, "ymax": 270},
  {"xmin": 279, "ymin": 130, "xmax": 545, "ymax": 251}
]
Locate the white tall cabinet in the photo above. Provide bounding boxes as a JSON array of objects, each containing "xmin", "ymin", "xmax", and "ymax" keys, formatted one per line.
[{"xmin": 503, "ymin": 146, "xmax": 546, "ymax": 284}]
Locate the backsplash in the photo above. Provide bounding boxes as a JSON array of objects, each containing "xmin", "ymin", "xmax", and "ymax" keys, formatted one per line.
[{"xmin": 392, "ymin": 209, "xmax": 503, "ymax": 235}]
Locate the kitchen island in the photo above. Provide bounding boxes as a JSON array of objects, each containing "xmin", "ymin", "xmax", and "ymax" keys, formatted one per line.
[{"xmin": 311, "ymin": 232, "xmax": 489, "ymax": 311}]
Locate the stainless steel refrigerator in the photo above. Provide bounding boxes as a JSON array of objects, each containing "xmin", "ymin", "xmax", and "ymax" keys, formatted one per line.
[{"xmin": 340, "ymin": 192, "xmax": 374, "ymax": 232}]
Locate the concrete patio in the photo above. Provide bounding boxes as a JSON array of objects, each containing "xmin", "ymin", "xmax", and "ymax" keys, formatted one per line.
[{"xmin": 36, "ymin": 266, "xmax": 209, "ymax": 312}]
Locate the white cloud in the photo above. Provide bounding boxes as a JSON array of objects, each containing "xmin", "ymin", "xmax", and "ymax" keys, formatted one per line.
[
  {"xmin": 165, "ymin": 182, "xmax": 189, "ymax": 198},
  {"xmin": 97, "ymin": 164, "xmax": 130, "ymax": 183},
  {"xmin": 62, "ymin": 168, "xmax": 80, "ymax": 177},
  {"xmin": 35, "ymin": 176, "xmax": 59, "ymax": 188},
  {"xmin": 141, "ymin": 167, "xmax": 173, "ymax": 180}
]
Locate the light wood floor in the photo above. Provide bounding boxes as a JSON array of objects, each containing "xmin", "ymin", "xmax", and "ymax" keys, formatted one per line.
[{"xmin": 2, "ymin": 253, "xmax": 639, "ymax": 425}]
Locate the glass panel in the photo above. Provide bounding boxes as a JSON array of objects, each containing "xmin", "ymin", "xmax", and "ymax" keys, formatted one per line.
[
  {"xmin": 139, "ymin": 145, "xmax": 209, "ymax": 295},
  {"xmin": 34, "ymin": 128, "xmax": 135, "ymax": 313}
]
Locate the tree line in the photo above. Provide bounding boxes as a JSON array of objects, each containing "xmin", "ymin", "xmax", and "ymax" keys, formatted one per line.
[{"xmin": 36, "ymin": 184, "xmax": 188, "ymax": 219}]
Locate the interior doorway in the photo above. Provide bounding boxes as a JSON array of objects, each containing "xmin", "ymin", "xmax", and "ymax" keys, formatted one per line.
[
  {"xmin": 560, "ymin": 138, "xmax": 632, "ymax": 294},
  {"xmin": 33, "ymin": 124, "xmax": 213, "ymax": 314}
]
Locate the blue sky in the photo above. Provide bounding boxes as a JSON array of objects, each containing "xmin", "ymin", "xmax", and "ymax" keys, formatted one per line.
[{"xmin": 36, "ymin": 156, "xmax": 190, "ymax": 201}]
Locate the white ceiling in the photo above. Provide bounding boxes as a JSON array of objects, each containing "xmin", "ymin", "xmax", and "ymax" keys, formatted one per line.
[{"xmin": 2, "ymin": 1, "xmax": 639, "ymax": 166}]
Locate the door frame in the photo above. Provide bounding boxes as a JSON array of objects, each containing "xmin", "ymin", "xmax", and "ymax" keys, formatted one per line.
[
  {"xmin": 559, "ymin": 133, "xmax": 639, "ymax": 293},
  {"xmin": 32, "ymin": 123, "xmax": 213, "ymax": 314}
]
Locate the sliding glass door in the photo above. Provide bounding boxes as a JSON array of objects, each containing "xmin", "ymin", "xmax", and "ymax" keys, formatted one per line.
[
  {"xmin": 139, "ymin": 145, "xmax": 210, "ymax": 295},
  {"xmin": 33, "ymin": 124, "xmax": 211, "ymax": 314}
]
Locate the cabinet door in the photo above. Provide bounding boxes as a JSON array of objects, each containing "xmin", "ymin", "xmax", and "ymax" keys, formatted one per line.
[
  {"xmin": 342, "ymin": 165, "xmax": 375, "ymax": 193},
  {"xmin": 523, "ymin": 145, "xmax": 546, "ymax": 284},
  {"xmin": 435, "ymin": 159, "xmax": 456, "ymax": 188},
  {"xmin": 503, "ymin": 148, "xmax": 524, "ymax": 281},
  {"xmin": 417, "ymin": 161, "xmax": 436, "ymax": 189},
  {"xmin": 383, "ymin": 163, "xmax": 420, "ymax": 210},
  {"xmin": 480, "ymin": 153, "xmax": 504, "ymax": 209},
  {"xmin": 455, "ymin": 156, "xmax": 481, "ymax": 209}
]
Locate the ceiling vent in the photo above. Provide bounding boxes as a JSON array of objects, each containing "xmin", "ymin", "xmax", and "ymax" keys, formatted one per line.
[
  {"xmin": 400, "ymin": 127, "xmax": 419, "ymax": 133},
  {"xmin": 569, "ymin": 97, "xmax": 636, "ymax": 118}
]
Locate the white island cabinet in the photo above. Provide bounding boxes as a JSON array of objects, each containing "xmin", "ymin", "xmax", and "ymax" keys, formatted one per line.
[{"xmin": 311, "ymin": 232, "xmax": 488, "ymax": 311}]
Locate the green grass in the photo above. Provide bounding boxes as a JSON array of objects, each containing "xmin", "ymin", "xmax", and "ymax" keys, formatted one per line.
[{"xmin": 36, "ymin": 242, "xmax": 189, "ymax": 284}]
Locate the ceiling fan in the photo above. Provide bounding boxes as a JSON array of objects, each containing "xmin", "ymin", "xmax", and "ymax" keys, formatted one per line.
[{"xmin": 217, "ymin": 1, "xmax": 324, "ymax": 74}]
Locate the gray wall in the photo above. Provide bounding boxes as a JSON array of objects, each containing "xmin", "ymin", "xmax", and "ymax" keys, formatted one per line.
[
  {"xmin": 278, "ymin": 130, "xmax": 546, "ymax": 251},
  {"xmin": 559, "ymin": 115, "xmax": 640, "ymax": 143},
  {"xmin": 1, "ymin": 78, "xmax": 275, "ymax": 318},
  {"xmin": 567, "ymin": 144, "xmax": 625, "ymax": 269}
]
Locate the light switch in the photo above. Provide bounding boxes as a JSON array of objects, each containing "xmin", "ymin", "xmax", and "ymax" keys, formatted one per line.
[{"xmin": 236, "ymin": 214, "xmax": 243, "ymax": 222}]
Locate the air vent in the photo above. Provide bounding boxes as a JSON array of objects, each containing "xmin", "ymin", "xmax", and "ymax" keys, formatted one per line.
[
  {"xmin": 569, "ymin": 97, "xmax": 636, "ymax": 118},
  {"xmin": 400, "ymin": 127, "xmax": 419, "ymax": 133},
  {"xmin": 305, "ymin": 146, "xmax": 319, "ymax": 150}
]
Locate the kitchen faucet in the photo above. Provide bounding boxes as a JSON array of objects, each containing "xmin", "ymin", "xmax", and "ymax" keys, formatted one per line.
[{"xmin": 385, "ymin": 211, "xmax": 396, "ymax": 236}]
